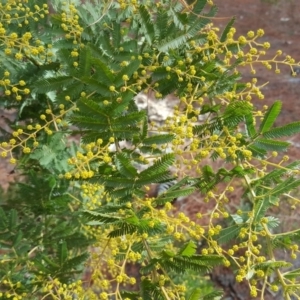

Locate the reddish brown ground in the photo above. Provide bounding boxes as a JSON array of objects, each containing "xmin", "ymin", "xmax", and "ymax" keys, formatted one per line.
[{"xmin": 0, "ymin": 110, "xmax": 17, "ymax": 191}]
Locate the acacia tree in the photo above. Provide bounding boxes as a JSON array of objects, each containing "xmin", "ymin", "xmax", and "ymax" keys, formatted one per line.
[{"xmin": 1, "ymin": 0, "xmax": 300, "ymax": 299}]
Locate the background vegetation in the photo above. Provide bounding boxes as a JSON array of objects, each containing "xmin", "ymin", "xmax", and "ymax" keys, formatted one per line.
[{"xmin": 1, "ymin": 0, "xmax": 300, "ymax": 299}]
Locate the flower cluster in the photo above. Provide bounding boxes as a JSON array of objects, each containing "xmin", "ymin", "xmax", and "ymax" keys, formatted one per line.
[
  {"xmin": 0, "ymin": 72, "xmax": 29, "ymax": 100},
  {"xmin": 0, "ymin": 2, "xmax": 49, "ymax": 60},
  {"xmin": 1, "ymin": 0, "xmax": 300, "ymax": 299},
  {"xmin": 0, "ymin": 104, "xmax": 73, "ymax": 164}
]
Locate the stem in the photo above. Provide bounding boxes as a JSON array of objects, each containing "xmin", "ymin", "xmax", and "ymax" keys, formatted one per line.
[
  {"xmin": 86, "ymin": 0, "xmax": 114, "ymax": 28},
  {"xmin": 161, "ymin": 286, "xmax": 171, "ymax": 300}
]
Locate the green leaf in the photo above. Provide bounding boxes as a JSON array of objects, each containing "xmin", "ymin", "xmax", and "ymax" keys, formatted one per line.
[
  {"xmin": 217, "ymin": 224, "xmax": 240, "ymax": 244},
  {"xmin": 263, "ymin": 121, "xmax": 300, "ymax": 139},
  {"xmin": 157, "ymin": 32, "xmax": 190, "ymax": 52},
  {"xmin": 156, "ymin": 9, "xmax": 172, "ymax": 37},
  {"xmin": 254, "ymin": 260, "xmax": 292, "ymax": 272},
  {"xmin": 202, "ymin": 290, "xmax": 224, "ymax": 300},
  {"xmin": 90, "ymin": 57, "xmax": 115, "ymax": 84},
  {"xmin": 83, "ymin": 210, "xmax": 120, "ymax": 224},
  {"xmin": 99, "ymin": 30, "xmax": 116, "ymax": 59},
  {"xmin": 98, "ymin": 176, "xmax": 139, "ymax": 188},
  {"xmin": 159, "ymin": 254, "xmax": 223, "ymax": 274},
  {"xmin": 187, "ymin": 288, "xmax": 202, "ymax": 300},
  {"xmin": 58, "ymin": 240, "xmax": 68, "ymax": 266},
  {"xmin": 253, "ymin": 198, "xmax": 271, "ymax": 223},
  {"xmin": 200, "ymin": 104, "xmax": 221, "ymax": 115},
  {"xmin": 245, "ymin": 114, "xmax": 257, "ymax": 138},
  {"xmin": 284, "ymin": 268, "xmax": 300, "ymax": 280},
  {"xmin": 220, "ymin": 17, "xmax": 235, "ymax": 42},
  {"xmin": 259, "ymin": 160, "xmax": 300, "ymax": 183},
  {"xmin": 143, "ymin": 134, "xmax": 175, "ymax": 145},
  {"xmin": 113, "ymin": 111, "xmax": 145, "ymax": 127},
  {"xmin": 135, "ymin": 171, "xmax": 173, "ymax": 186},
  {"xmin": 253, "ymin": 138, "xmax": 290, "ymax": 152},
  {"xmin": 88, "ymin": 41, "xmax": 111, "ymax": 63},
  {"xmin": 119, "ymin": 291, "xmax": 140, "ymax": 300},
  {"xmin": 0, "ymin": 207, "xmax": 8, "ymax": 229},
  {"xmin": 247, "ymin": 145, "xmax": 267, "ymax": 158},
  {"xmin": 80, "ymin": 76, "xmax": 111, "ymax": 95},
  {"xmin": 187, "ymin": 14, "xmax": 212, "ymax": 37},
  {"xmin": 139, "ymin": 153, "xmax": 175, "ymax": 178},
  {"xmin": 40, "ymin": 254, "xmax": 60, "ymax": 269},
  {"xmin": 111, "ymin": 22, "xmax": 121, "ymax": 49},
  {"xmin": 265, "ymin": 216, "xmax": 280, "ymax": 229},
  {"xmin": 33, "ymin": 76, "xmax": 74, "ymax": 93},
  {"xmin": 115, "ymin": 153, "xmax": 138, "ymax": 178},
  {"xmin": 231, "ymin": 214, "xmax": 244, "ymax": 224},
  {"xmin": 141, "ymin": 115, "xmax": 148, "ymax": 140},
  {"xmin": 70, "ymin": 115, "xmax": 109, "ymax": 130},
  {"xmin": 179, "ymin": 241, "xmax": 197, "ymax": 257},
  {"xmin": 139, "ymin": 5, "xmax": 155, "ymax": 44},
  {"xmin": 9, "ymin": 209, "xmax": 17, "ymax": 231},
  {"xmin": 259, "ymin": 100, "xmax": 282, "ymax": 134},
  {"xmin": 108, "ymin": 223, "xmax": 138, "ymax": 238},
  {"xmin": 12, "ymin": 231, "xmax": 23, "ymax": 248},
  {"xmin": 267, "ymin": 177, "xmax": 300, "ymax": 198},
  {"xmin": 224, "ymin": 100, "xmax": 253, "ymax": 119},
  {"xmin": 141, "ymin": 278, "xmax": 164, "ymax": 300},
  {"xmin": 154, "ymin": 187, "xmax": 195, "ymax": 205},
  {"xmin": 63, "ymin": 253, "xmax": 89, "ymax": 271},
  {"xmin": 114, "ymin": 60, "xmax": 140, "ymax": 86},
  {"xmin": 77, "ymin": 45, "xmax": 92, "ymax": 77},
  {"xmin": 191, "ymin": 0, "xmax": 207, "ymax": 16}
]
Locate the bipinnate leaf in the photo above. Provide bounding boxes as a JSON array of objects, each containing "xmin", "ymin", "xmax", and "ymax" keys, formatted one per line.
[
  {"xmin": 263, "ymin": 121, "xmax": 300, "ymax": 139},
  {"xmin": 58, "ymin": 240, "xmax": 68, "ymax": 266},
  {"xmin": 138, "ymin": 5, "xmax": 155, "ymax": 44},
  {"xmin": 253, "ymin": 138, "xmax": 290, "ymax": 152},
  {"xmin": 33, "ymin": 76, "xmax": 74, "ymax": 93},
  {"xmin": 143, "ymin": 134, "xmax": 175, "ymax": 145},
  {"xmin": 179, "ymin": 241, "xmax": 197, "ymax": 257},
  {"xmin": 259, "ymin": 100, "xmax": 282, "ymax": 134},
  {"xmin": 217, "ymin": 224, "xmax": 240, "ymax": 244},
  {"xmin": 220, "ymin": 17, "xmax": 235, "ymax": 42},
  {"xmin": 187, "ymin": 288, "xmax": 202, "ymax": 300},
  {"xmin": 115, "ymin": 153, "xmax": 138, "ymax": 178},
  {"xmin": 202, "ymin": 290, "xmax": 224, "ymax": 300},
  {"xmin": 284, "ymin": 268, "xmax": 300, "ymax": 280}
]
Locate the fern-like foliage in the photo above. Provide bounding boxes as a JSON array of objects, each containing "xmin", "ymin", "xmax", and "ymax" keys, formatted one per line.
[{"xmin": 2, "ymin": 0, "xmax": 300, "ymax": 299}]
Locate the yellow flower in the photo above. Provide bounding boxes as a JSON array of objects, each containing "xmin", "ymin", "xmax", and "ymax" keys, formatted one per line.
[
  {"xmin": 15, "ymin": 53, "xmax": 23, "ymax": 60},
  {"xmin": 10, "ymin": 158, "xmax": 17, "ymax": 164},
  {"xmin": 10, "ymin": 32, "xmax": 18, "ymax": 39},
  {"xmin": 23, "ymin": 147, "xmax": 31, "ymax": 154},
  {"xmin": 1, "ymin": 151, "xmax": 7, "ymax": 158}
]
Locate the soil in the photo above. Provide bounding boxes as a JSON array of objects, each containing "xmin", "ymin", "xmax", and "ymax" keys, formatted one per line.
[{"xmin": 0, "ymin": 109, "xmax": 18, "ymax": 191}]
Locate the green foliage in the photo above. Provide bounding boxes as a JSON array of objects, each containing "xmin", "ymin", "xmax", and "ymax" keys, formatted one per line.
[{"xmin": 1, "ymin": 0, "xmax": 300, "ymax": 299}]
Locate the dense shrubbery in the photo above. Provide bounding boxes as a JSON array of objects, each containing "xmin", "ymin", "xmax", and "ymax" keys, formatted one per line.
[{"xmin": 1, "ymin": 0, "xmax": 300, "ymax": 299}]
